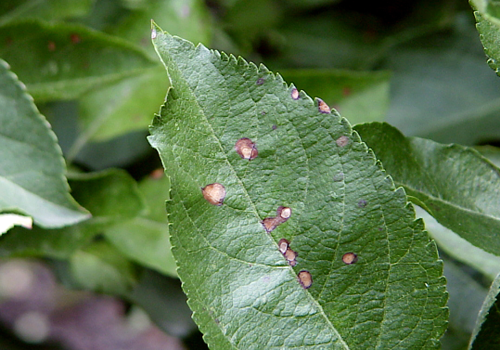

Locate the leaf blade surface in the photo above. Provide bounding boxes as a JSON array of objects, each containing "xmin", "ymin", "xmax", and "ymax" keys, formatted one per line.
[{"xmin": 149, "ymin": 26, "xmax": 448, "ymax": 349}]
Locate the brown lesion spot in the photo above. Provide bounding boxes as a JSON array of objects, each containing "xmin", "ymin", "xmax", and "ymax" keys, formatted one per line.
[
  {"xmin": 235, "ymin": 138, "xmax": 258, "ymax": 160},
  {"xmin": 291, "ymin": 87, "xmax": 300, "ymax": 100},
  {"xmin": 317, "ymin": 98, "xmax": 331, "ymax": 114},
  {"xmin": 261, "ymin": 206, "xmax": 292, "ymax": 233},
  {"xmin": 297, "ymin": 270, "xmax": 312, "ymax": 289},
  {"xmin": 342, "ymin": 252, "xmax": 358, "ymax": 264},
  {"xmin": 201, "ymin": 183, "xmax": 226, "ymax": 206}
]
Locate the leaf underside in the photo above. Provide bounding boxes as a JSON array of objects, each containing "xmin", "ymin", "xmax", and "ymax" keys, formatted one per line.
[{"xmin": 148, "ymin": 24, "xmax": 448, "ymax": 349}]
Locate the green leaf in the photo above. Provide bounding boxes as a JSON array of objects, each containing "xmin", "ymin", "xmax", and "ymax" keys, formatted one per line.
[
  {"xmin": 0, "ymin": 0, "xmax": 94, "ymax": 25},
  {"xmin": 0, "ymin": 169, "xmax": 145, "ymax": 258},
  {"xmin": 0, "ymin": 20, "xmax": 156, "ymax": 101},
  {"xmin": 415, "ymin": 206, "xmax": 500, "ymax": 281},
  {"xmin": 471, "ymin": 0, "xmax": 500, "ymax": 76},
  {"xmin": 149, "ymin": 26, "xmax": 448, "ymax": 349},
  {"xmin": 75, "ymin": 0, "xmax": 211, "ymax": 143},
  {"xmin": 69, "ymin": 240, "xmax": 138, "ymax": 296},
  {"xmin": 105, "ymin": 171, "xmax": 177, "ymax": 277},
  {"xmin": 469, "ymin": 272, "xmax": 500, "ymax": 349},
  {"xmin": 279, "ymin": 69, "xmax": 390, "ymax": 125},
  {"xmin": 355, "ymin": 122, "xmax": 500, "ymax": 256},
  {"xmin": 0, "ymin": 58, "xmax": 89, "ymax": 228},
  {"xmin": 78, "ymin": 65, "xmax": 169, "ymax": 142}
]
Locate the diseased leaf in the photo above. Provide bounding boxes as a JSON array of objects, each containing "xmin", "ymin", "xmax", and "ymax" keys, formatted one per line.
[
  {"xmin": 469, "ymin": 272, "xmax": 500, "ymax": 349},
  {"xmin": 0, "ymin": 20, "xmax": 156, "ymax": 101},
  {"xmin": 0, "ymin": 59, "xmax": 89, "ymax": 228},
  {"xmin": 355, "ymin": 122, "xmax": 500, "ymax": 256},
  {"xmin": 148, "ymin": 26, "xmax": 448, "ymax": 349},
  {"xmin": 0, "ymin": 169, "xmax": 145, "ymax": 259}
]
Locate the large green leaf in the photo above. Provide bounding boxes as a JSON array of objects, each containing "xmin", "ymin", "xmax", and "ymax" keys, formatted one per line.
[
  {"xmin": 148, "ymin": 26, "xmax": 448, "ymax": 349},
  {"xmin": 0, "ymin": 59, "xmax": 89, "ymax": 228},
  {"xmin": 471, "ymin": 0, "xmax": 500, "ymax": 76},
  {"xmin": 469, "ymin": 272, "xmax": 500, "ymax": 349},
  {"xmin": 0, "ymin": 20, "xmax": 156, "ymax": 101},
  {"xmin": 355, "ymin": 122, "xmax": 500, "ymax": 257},
  {"xmin": 0, "ymin": 169, "xmax": 145, "ymax": 258}
]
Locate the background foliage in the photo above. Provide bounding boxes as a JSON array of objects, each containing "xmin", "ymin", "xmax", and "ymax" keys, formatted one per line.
[{"xmin": 0, "ymin": 0, "xmax": 500, "ymax": 349}]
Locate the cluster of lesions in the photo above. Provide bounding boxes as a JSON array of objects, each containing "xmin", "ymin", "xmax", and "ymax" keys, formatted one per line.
[{"xmin": 199, "ymin": 90, "xmax": 358, "ymax": 291}]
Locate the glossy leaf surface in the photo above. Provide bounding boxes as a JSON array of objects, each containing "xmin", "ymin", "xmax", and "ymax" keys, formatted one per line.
[{"xmin": 149, "ymin": 26, "xmax": 448, "ymax": 349}]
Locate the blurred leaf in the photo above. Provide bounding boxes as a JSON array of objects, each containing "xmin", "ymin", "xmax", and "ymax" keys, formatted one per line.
[
  {"xmin": 69, "ymin": 240, "xmax": 138, "ymax": 295},
  {"xmin": 0, "ymin": 20, "xmax": 156, "ymax": 101},
  {"xmin": 0, "ymin": 0, "xmax": 94, "ymax": 25},
  {"xmin": 73, "ymin": 0, "xmax": 211, "ymax": 143},
  {"xmin": 471, "ymin": 0, "xmax": 500, "ymax": 76},
  {"xmin": 128, "ymin": 269, "xmax": 196, "ymax": 337},
  {"xmin": 149, "ymin": 26, "xmax": 448, "ymax": 349},
  {"xmin": 385, "ymin": 13, "xmax": 500, "ymax": 145},
  {"xmin": 105, "ymin": 172, "xmax": 177, "ymax": 277},
  {"xmin": 78, "ymin": 65, "xmax": 168, "ymax": 142},
  {"xmin": 0, "ymin": 214, "xmax": 32, "ymax": 235},
  {"xmin": 469, "ymin": 272, "xmax": 500, "ymax": 349},
  {"xmin": 112, "ymin": 0, "xmax": 212, "ymax": 56},
  {"xmin": 355, "ymin": 122, "xmax": 500, "ymax": 256},
  {"xmin": 415, "ymin": 206, "xmax": 500, "ymax": 281},
  {"xmin": 0, "ymin": 59, "xmax": 89, "ymax": 228},
  {"xmin": 279, "ymin": 69, "xmax": 390, "ymax": 125},
  {"xmin": 0, "ymin": 169, "xmax": 145, "ymax": 258},
  {"xmin": 443, "ymin": 257, "xmax": 488, "ymax": 348}
]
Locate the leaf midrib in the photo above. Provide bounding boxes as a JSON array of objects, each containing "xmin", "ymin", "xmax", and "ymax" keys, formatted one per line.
[{"xmin": 157, "ymin": 34, "xmax": 350, "ymax": 349}]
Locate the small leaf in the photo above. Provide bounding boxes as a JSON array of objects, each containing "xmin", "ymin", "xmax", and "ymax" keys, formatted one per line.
[
  {"xmin": 471, "ymin": 0, "xmax": 500, "ymax": 76},
  {"xmin": 355, "ymin": 122, "xmax": 500, "ymax": 256},
  {"xmin": 0, "ymin": 59, "xmax": 89, "ymax": 228},
  {"xmin": 469, "ymin": 272, "xmax": 500, "ymax": 349},
  {"xmin": 0, "ymin": 169, "xmax": 146, "ymax": 259},
  {"xmin": 149, "ymin": 25, "xmax": 448, "ymax": 349},
  {"xmin": 0, "ymin": 20, "xmax": 156, "ymax": 101}
]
